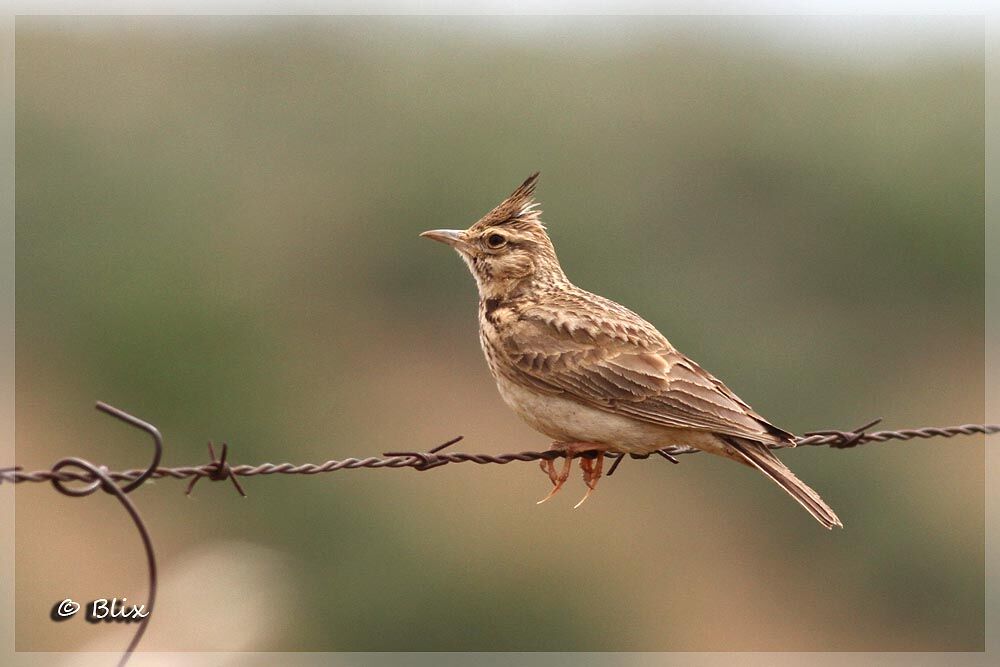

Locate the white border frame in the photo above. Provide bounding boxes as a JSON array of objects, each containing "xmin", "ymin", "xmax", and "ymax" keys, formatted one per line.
[{"xmin": 1, "ymin": 4, "xmax": 993, "ymax": 665}]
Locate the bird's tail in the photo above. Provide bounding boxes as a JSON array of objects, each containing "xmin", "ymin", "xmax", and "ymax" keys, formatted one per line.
[{"xmin": 725, "ymin": 437, "xmax": 843, "ymax": 529}]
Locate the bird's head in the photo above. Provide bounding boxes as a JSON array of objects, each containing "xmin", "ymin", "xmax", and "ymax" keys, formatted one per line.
[{"xmin": 420, "ymin": 172, "xmax": 566, "ymax": 299}]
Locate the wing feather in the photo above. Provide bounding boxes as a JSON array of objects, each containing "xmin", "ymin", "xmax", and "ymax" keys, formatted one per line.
[{"xmin": 498, "ymin": 302, "xmax": 792, "ymax": 445}]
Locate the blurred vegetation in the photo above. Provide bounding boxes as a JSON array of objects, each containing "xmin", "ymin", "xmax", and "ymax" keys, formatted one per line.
[{"xmin": 14, "ymin": 16, "xmax": 984, "ymax": 651}]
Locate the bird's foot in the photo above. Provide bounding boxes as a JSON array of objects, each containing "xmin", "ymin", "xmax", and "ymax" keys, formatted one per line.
[
  {"xmin": 536, "ymin": 442, "xmax": 608, "ymax": 507},
  {"xmin": 574, "ymin": 451, "xmax": 605, "ymax": 509},
  {"xmin": 537, "ymin": 454, "xmax": 573, "ymax": 504}
]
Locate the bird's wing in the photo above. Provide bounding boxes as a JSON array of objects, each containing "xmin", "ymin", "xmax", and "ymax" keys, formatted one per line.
[{"xmin": 498, "ymin": 301, "xmax": 792, "ymax": 445}]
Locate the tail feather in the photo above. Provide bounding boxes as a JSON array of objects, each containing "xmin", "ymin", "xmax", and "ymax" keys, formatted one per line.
[{"xmin": 726, "ymin": 437, "xmax": 843, "ymax": 529}]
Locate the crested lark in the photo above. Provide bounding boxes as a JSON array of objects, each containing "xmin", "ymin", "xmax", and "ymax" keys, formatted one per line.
[{"xmin": 421, "ymin": 173, "xmax": 842, "ymax": 529}]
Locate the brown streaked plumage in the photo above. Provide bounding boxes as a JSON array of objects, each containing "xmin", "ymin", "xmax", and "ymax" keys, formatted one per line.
[{"xmin": 421, "ymin": 173, "xmax": 842, "ymax": 528}]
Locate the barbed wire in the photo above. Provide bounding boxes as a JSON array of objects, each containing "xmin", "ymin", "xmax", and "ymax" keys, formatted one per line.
[
  {"xmin": 4, "ymin": 417, "xmax": 997, "ymax": 488},
  {"xmin": 2, "ymin": 401, "xmax": 997, "ymax": 666}
]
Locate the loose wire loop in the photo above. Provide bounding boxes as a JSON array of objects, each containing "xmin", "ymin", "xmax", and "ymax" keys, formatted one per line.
[
  {"xmin": 47, "ymin": 403, "xmax": 161, "ymax": 667},
  {"xmin": 3, "ymin": 401, "xmax": 999, "ymax": 667}
]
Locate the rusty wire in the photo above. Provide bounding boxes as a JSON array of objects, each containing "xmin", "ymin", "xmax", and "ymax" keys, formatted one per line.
[
  {"xmin": 2, "ymin": 402, "xmax": 998, "ymax": 666},
  {"xmin": 28, "ymin": 402, "xmax": 159, "ymax": 667},
  {"xmin": 4, "ymin": 417, "xmax": 998, "ymax": 488}
]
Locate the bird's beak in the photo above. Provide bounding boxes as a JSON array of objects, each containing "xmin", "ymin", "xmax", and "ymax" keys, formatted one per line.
[{"xmin": 419, "ymin": 229, "xmax": 465, "ymax": 248}]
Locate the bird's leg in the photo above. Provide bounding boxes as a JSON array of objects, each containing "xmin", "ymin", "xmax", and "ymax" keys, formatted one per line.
[
  {"xmin": 537, "ymin": 442, "xmax": 609, "ymax": 506},
  {"xmin": 537, "ymin": 450, "xmax": 574, "ymax": 505},
  {"xmin": 574, "ymin": 451, "xmax": 606, "ymax": 509}
]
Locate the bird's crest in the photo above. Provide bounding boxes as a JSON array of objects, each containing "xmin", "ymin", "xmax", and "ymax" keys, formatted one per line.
[{"xmin": 474, "ymin": 172, "xmax": 544, "ymax": 230}]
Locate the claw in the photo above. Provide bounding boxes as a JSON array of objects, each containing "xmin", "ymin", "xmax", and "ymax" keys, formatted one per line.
[
  {"xmin": 573, "ymin": 486, "xmax": 594, "ymax": 509},
  {"xmin": 573, "ymin": 452, "xmax": 605, "ymax": 509},
  {"xmin": 539, "ymin": 458, "xmax": 558, "ymax": 486},
  {"xmin": 536, "ymin": 454, "xmax": 572, "ymax": 504},
  {"xmin": 536, "ymin": 485, "xmax": 562, "ymax": 505}
]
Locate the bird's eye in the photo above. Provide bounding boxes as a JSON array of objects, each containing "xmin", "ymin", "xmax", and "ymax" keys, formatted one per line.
[{"xmin": 486, "ymin": 233, "xmax": 507, "ymax": 249}]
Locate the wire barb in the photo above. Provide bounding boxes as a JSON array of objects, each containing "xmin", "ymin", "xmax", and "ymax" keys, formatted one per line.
[
  {"xmin": 605, "ymin": 453, "xmax": 627, "ymax": 477},
  {"xmin": 383, "ymin": 435, "xmax": 464, "ymax": 470},
  {"xmin": 5, "ymin": 421, "xmax": 998, "ymax": 486},
  {"xmin": 5, "ymin": 402, "xmax": 999, "ymax": 667},
  {"xmin": 655, "ymin": 449, "xmax": 681, "ymax": 464},
  {"xmin": 185, "ymin": 442, "xmax": 246, "ymax": 497},
  {"xmin": 804, "ymin": 418, "xmax": 884, "ymax": 449},
  {"xmin": 0, "ymin": 465, "xmax": 23, "ymax": 486}
]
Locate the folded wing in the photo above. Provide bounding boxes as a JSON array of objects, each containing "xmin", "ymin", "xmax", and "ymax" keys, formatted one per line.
[{"xmin": 499, "ymin": 302, "xmax": 793, "ymax": 445}]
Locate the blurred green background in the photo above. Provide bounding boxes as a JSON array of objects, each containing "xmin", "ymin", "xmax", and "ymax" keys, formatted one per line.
[{"xmin": 14, "ymin": 16, "xmax": 984, "ymax": 652}]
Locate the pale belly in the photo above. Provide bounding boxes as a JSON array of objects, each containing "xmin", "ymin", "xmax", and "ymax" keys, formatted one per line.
[{"xmin": 493, "ymin": 373, "xmax": 737, "ymax": 460}]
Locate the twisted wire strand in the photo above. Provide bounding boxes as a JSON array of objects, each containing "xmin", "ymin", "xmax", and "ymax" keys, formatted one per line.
[
  {"xmin": 5, "ymin": 423, "xmax": 998, "ymax": 487},
  {"xmin": 3, "ymin": 403, "xmax": 997, "ymax": 667}
]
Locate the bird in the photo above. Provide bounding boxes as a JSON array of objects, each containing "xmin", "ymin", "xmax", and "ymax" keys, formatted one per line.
[{"xmin": 420, "ymin": 173, "xmax": 842, "ymax": 529}]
